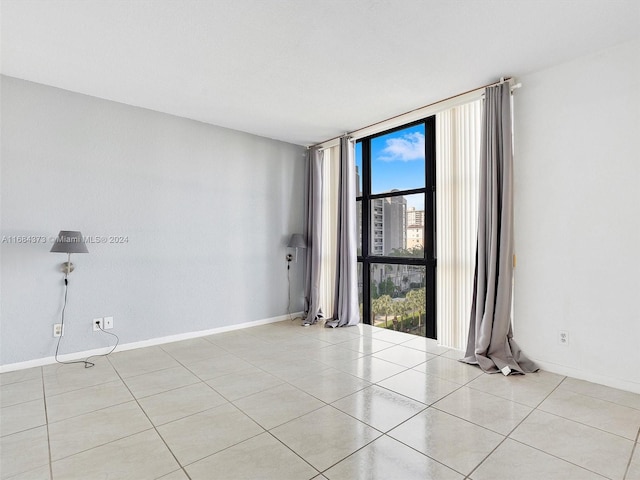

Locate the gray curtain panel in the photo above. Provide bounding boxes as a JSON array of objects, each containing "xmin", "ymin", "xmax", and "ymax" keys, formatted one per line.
[
  {"xmin": 327, "ymin": 137, "xmax": 360, "ymax": 328},
  {"xmin": 304, "ymin": 147, "xmax": 324, "ymax": 325},
  {"xmin": 462, "ymin": 83, "xmax": 538, "ymax": 374}
]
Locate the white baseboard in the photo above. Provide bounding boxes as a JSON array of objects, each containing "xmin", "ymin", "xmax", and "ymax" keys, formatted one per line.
[
  {"xmin": 0, "ymin": 313, "xmax": 302, "ymax": 374},
  {"xmin": 532, "ymin": 358, "xmax": 640, "ymax": 395}
]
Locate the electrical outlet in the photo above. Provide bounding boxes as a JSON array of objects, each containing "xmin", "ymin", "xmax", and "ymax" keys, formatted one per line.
[
  {"xmin": 93, "ymin": 318, "xmax": 103, "ymax": 331},
  {"xmin": 53, "ymin": 323, "xmax": 63, "ymax": 337},
  {"xmin": 104, "ymin": 316, "xmax": 114, "ymax": 330},
  {"xmin": 559, "ymin": 330, "xmax": 569, "ymax": 346}
]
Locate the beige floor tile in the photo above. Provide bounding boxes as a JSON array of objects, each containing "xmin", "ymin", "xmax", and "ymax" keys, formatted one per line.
[
  {"xmin": 43, "ymin": 359, "xmax": 120, "ymax": 397},
  {"xmin": 332, "ymin": 385, "xmax": 426, "ymax": 432},
  {"xmin": 206, "ymin": 332, "xmax": 271, "ymax": 351},
  {"xmin": 470, "ymin": 439, "xmax": 605, "ymax": 480},
  {"xmin": 48, "ymin": 401, "xmax": 151, "ymax": 461},
  {"xmin": 372, "ymin": 345, "xmax": 435, "ymax": 368},
  {"xmin": 182, "ymin": 353, "xmax": 254, "ymax": 380},
  {"xmin": 521, "ymin": 369, "xmax": 566, "ymax": 387},
  {"xmin": 288, "ymin": 368, "xmax": 370, "ymax": 403},
  {"xmin": 559, "ymin": 377, "xmax": 640, "ymax": 411},
  {"xmin": 0, "ymin": 368, "xmax": 41, "ymax": 386},
  {"xmin": 4, "ymin": 465, "xmax": 51, "ymax": 480},
  {"xmin": 370, "ymin": 328, "xmax": 415, "ymax": 344},
  {"xmin": 123, "ymin": 365, "xmax": 200, "ymax": 399},
  {"xmin": 538, "ymin": 389, "xmax": 640, "ymax": 440},
  {"xmin": 627, "ymin": 447, "xmax": 640, "ymax": 479},
  {"xmin": 433, "ymin": 386, "xmax": 532, "ymax": 435},
  {"xmin": 156, "ymin": 469, "xmax": 190, "ymax": 480},
  {"xmin": 271, "ymin": 335, "xmax": 334, "ymax": 352},
  {"xmin": 157, "ymin": 402, "xmax": 264, "ymax": 465},
  {"xmin": 401, "ymin": 336, "xmax": 451, "ymax": 355},
  {"xmin": 466, "ymin": 372, "xmax": 557, "ymax": 407},
  {"xmin": 138, "ymin": 382, "xmax": 227, "ymax": 425},
  {"xmin": 511, "ymin": 410, "xmax": 633, "ymax": 479},
  {"xmin": 51, "ymin": 429, "xmax": 179, "ymax": 480},
  {"xmin": 45, "ymin": 379, "xmax": 133, "ymax": 422},
  {"xmin": 160, "ymin": 337, "xmax": 228, "ymax": 363},
  {"xmin": 4, "ymin": 322, "xmax": 638, "ymax": 480},
  {"xmin": 233, "ymin": 383, "xmax": 325, "ymax": 429},
  {"xmin": 0, "ymin": 378, "xmax": 43, "ymax": 408},
  {"xmin": 324, "ymin": 434, "xmax": 463, "ymax": 480},
  {"xmin": 335, "ymin": 337, "xmax": 396, "ymax": 355},
  {"xmin": 205, "ymin": 367, "xmax": 284, "ymax": 401},
  {"xmin": 0, "ymin": 398, "xmax": 46, "ymax": 436},
  {"xmin": 414, "ymin": 357, "xmax": 484, "ymax": 384},
  {"xmin": 308, "ymin": 344, "xmax": 365, "ymax": 366},
  {"xmin": 0, "ymin": 426, "xmax": 49, "ymax": 479},
  {"xmin": 270, "ymin": 406, "xmax": 381, "ymax": 472},
  {"xmin": 298, "ymin": 324, "xmax": 363, "ymax": 344},
  {"xmin": 388, "ymin": 408, "xmax": 504, "ymax": 476},
  {"xmin": 186, "ymin": 432, "xmax": 318, "ymax": 480},
  {"xmin": 377, "ymin": 369, "xmax": 460, "ymax": 405},
  {"xmin": 441, "ymin": 348, "xmax": 466, "ymax": 360},
  {"xmin": 335, "ymin": 356, "xmax": 408, "ymax": 383},
  {"xmin": 257, "ymin": 358, "xmax": 332, "ymax": 383},
  {"xmin": 108, "ymin": 346, "xmax": 180, "ymax": 378}
]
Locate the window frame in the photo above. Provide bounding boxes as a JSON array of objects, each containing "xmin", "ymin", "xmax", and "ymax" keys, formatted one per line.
[{"xmin": 357, "ymin": 116, "xmax": 437, "ymax": 338}]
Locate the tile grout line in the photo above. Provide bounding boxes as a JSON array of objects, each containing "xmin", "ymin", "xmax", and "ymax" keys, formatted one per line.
[
  {"xmin": 106, "ymin": 355, "xmax": 194, "ymax": 480},
  {"xmin": 468, "ymin": 374, "xmax": 624, "ymax": 480},
  {"xmin": 462, "ymin": 371, "xmax": 569, "ymax": 480},
  {"xmin": 40, "ymin": 366, "xmax": 55, "ymax": 480},
  {"xmin": 137, "ymin": 345, "xmax": 327, "ymax": 475},
  {"xmin": 623, "ymin": 426, "xmax": 640, "ymax": 480}
]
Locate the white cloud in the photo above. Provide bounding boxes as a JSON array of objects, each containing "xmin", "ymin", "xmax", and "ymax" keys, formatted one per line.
[{"xmin": 377, "ymin": 132, "xmax": 425, "ymax": 162}]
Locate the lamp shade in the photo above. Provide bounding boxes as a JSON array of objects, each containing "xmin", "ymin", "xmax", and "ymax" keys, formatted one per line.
[
  {"xmin": 287, "ymin": 234, "xmax": 306, "ymax": 249},
  {"xmin": 50, "ymin": 231, "xmax": 89, "ymax": 254}
]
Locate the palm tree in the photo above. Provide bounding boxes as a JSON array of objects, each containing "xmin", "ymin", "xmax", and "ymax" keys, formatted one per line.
[
  {"xmin": 370, "ymin": 297, "xmax": 381, "ymax": 326},
  {"xmin": 392, "ymin": 299, "xmax": 409, "ymax": 331},
  {"xmin": 406, "ymin": 289, "xmax": 420, "ymax": 329},
  {"xmin": 378, "ymin": 295, "xmax": 392, "ymax": 328},
  {"xmin": 416, "ymin": 287, "xmax": 426, "ymax": 327}
]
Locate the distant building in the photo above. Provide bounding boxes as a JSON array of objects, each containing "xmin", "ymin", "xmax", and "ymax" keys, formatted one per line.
[
  {"xmin": 371, "ymin": 198, "xmax": 384, "ymax": 255},
  {"xmin": 407, "ymin": 225, "xmax": 423, "ymax": 250},
  {"xmin": 407, "ymin": 207, "xmax": 424, "ymax": 227},
  {"xmin": 383, "ymin": 193, "xmax": 406, "ymax": 255},
  {"xmin": 406, "ymin": 206, "xmax": 424, "ymax": 250}
]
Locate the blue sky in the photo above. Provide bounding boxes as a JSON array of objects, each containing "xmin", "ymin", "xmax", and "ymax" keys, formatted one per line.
[{"xmin": 356, "ymin": 123, "xmax": 426, "ymax": 209}]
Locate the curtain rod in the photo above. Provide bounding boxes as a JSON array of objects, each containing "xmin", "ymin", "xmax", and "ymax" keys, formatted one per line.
[{"xmin": 309, "ymin": 76, "xmax": 521, "ymax": 149}]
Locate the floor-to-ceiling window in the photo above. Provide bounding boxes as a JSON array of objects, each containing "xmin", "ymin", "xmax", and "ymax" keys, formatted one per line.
[{"xmin": 356, "ymin": 117, "xmax": 436, "ymax": 338}]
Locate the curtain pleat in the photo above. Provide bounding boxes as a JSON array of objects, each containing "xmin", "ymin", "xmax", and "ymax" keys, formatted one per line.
[
  {"xmin": 304, "ymin": 147, "xmax": 324, "ymax": 325},
  {"xmin": 436, "ymin": 100, "xmax": 482, "ymax": 349},
  {"xmin": 461, "ymin": 83, "xmax": 537, "ymax": 374},
  {"xmin": 327, "ymin": 137, "xmax": 359, "ymax": 327},
  {"xmin": 319, "ymin": 145, "xmax": 339, "ymax": 319}
]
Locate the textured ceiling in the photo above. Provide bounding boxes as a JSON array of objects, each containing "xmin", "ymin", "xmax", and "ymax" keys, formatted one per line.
[{"xmin": 1, "ymin": 0, "xmax": 638, "ymax": 146}]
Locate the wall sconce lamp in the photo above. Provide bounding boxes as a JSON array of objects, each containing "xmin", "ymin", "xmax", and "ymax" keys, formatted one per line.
[
  {"xmin": 50, "ymin": 230, "xmax": 89, "ymax": 276},
  {"xmin": 287, "ymin": 233, "xmax": 306, "ymax": 264}
]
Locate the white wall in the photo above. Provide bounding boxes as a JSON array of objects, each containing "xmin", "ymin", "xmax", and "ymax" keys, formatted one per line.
[
  {"xmin": 514, "ymin": 39, "xmax": 640, "ymax": 393},
  {"xmin": 0, "ymin": 76, "xmax": 307, "ymax": 366}
]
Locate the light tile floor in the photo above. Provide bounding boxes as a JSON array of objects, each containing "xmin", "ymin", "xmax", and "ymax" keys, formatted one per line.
[{"xmin": 1, "ymin": 320, "xmax": 639, "ymax": 480}]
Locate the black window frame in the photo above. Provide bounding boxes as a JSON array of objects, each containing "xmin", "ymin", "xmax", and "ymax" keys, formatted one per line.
[{"xmin": 357, "ymin": 116, "xmax": 437, "ymax": 338}]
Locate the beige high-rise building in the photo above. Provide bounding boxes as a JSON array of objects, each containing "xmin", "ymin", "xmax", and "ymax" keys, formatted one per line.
[{"xmin": 407, "ymin": 207, "xmax": 424, "ymax": 250}]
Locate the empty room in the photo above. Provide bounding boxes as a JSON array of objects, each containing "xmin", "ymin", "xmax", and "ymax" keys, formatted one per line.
[{"xmin": 1, "ymin": 1, "xmax": 639, "ymax": 479}]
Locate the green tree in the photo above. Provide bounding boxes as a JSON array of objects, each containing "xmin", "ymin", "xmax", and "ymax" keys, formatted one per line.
[
  {"xmin": 392, "ymin": 300, "xmax": 409, "ymax": 331},
  {"xmin": 370, "ymin": 279, "xmax": 379, "ymax": 299},
  {"xmin": 415, "ymin": 287, "xmax": 426, "ymax": 326},
  {"xmin": 377, "ymin": 295, "xmax": 393, "ymax": 328},
  {"xmin": 406, "ymin": 289, "xmax": 421, "ymax": 328}
]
